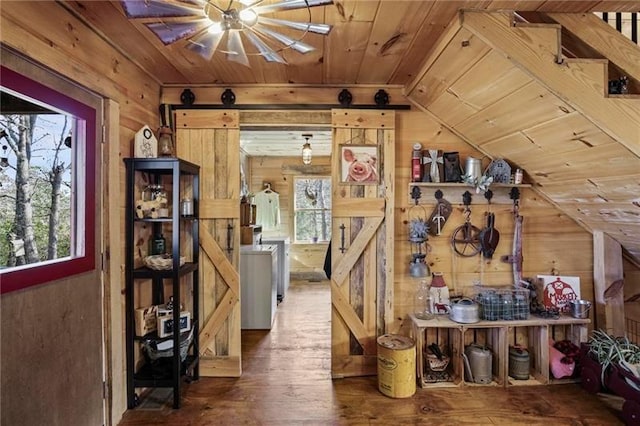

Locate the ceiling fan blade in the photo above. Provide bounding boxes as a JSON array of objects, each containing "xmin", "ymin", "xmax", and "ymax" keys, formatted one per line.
[
  {"xmin": 259, "ymin": 17, "xmax": 331, "ymax": 35},
  {"xmin": 253, "ymin": 25, "xmax": 315, "ymax": 54},
  {"xmin": 227, "ymin": 30, "xmax": 250, "ymax": 67},
  {"xmin": 239, "ymin": 0, "xmax": 264, "ymax": 6},
  {"xmin": 145, "ymin": 20, "xmax": 209, "ymax": 45},
  {"xmin": 120, "ymin": 0, "xmax": 201, "ymax": 19},
  {"xmin": 245, "ymin": 31, "xmax": 287, "ymax": 63},
  {"xmin": 253, "ymin": 0, "xmax": 333, "ymax": 14},
  {"xmin": 187, "ymin": 31, "xmax": 225, "ymax": 60}
]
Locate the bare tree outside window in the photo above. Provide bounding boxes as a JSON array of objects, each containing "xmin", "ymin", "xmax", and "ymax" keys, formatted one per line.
[
  {"xmin": 294, "ymin": 177, "xmax": 331, "ymax": 243},
  {"xmin": 0, "ymin": 92, "xmax": 73, "ymax": 269}
]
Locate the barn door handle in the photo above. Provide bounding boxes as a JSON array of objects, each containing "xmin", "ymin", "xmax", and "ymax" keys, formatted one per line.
[
  {"xmin": 226, "ymin": 222, "xmax": 234, "ymax": 253},
  {"xmin": 339, "ymin": 223, "xmax": 346, "ymax": 253}
]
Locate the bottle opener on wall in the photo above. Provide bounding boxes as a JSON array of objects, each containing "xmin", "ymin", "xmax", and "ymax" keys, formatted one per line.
[{"xmin": 428, "ymin": 190, "xmax": 452, "ymax": 236}]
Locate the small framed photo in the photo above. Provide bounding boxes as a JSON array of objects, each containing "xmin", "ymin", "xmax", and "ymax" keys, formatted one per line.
[{"xmin": 340, "ymin": 145, "xmax": 379, "ymax": 184}]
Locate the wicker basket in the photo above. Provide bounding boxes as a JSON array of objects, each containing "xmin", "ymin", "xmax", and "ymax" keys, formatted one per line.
[
  {"xmin": 144, "ymin": 255, "xmax": 186, "ymax": 270},
  {"xmin": 143, "ymin": 329, "xmax": 193, "ymax": 362},
  {"xmin": 426, "ymin": 353, "xmax": 450, "ymax": 372}
]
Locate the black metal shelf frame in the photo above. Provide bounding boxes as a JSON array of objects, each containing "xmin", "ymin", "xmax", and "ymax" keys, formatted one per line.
[{"xmin": 124, "ymin": 157, "xmax": 200, "ymax": 410}]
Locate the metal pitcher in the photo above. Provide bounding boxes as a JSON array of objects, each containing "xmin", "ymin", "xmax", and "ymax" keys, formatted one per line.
[{"xmin": 465, "ymin": 156, "xmax": 483, "ymax": 183}]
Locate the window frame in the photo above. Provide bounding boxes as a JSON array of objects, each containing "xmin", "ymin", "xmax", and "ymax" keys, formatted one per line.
[
  {"xmin": 292, "ymin": 175, "xmax": 331, "ymax": 244},
  {"xmin": 0, "ymin": 65, "xmax": 97, "ymax": 294}
]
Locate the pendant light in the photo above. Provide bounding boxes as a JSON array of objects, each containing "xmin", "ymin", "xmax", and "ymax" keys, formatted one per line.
[{"xmin": 302, "ymin": 134, "xmax": 313, "ymax": 165}]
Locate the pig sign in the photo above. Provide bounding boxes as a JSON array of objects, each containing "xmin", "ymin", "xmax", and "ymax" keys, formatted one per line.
[{"xmin": 340, "ymin": 145, "xmax": 378, "ymax": 184}]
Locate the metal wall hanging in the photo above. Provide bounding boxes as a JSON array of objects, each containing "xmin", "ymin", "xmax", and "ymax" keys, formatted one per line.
[{"xmin": 451, "ymin": 191, "xmax": 481, "ymax": 257}]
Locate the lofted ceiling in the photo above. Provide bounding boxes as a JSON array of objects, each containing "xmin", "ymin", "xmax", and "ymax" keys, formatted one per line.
[
  {"xmin": 66, "ymin": 1, "xmax": 640, "ymax": 86},
  {"xmin": 62, "ymin": 1, "xmax": 640, "ymax": 261}
]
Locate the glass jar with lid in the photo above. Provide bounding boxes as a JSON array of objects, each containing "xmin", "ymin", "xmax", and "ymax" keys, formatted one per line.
[{"xmin": 142, "ymin": 184, "xmax": 169, "ymax": 217}]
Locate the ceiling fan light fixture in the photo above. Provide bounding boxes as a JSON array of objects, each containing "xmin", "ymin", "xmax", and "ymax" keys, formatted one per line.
[{"xmin": 122, "ymin": 0, "xmax": 333, "ymax": 66}]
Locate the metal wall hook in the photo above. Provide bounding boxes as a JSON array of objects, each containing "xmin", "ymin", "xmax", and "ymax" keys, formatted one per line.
[
  {"xmin": 411, "ymin": 185, "xmax": 422, "ymax": 205},
  {"xmin": 462, "ymin": 190, "xmax": 472, "ymax": 206},
  {"xmin": 484, "ymin": 189, "xmax": 493, "ymax": 203}
]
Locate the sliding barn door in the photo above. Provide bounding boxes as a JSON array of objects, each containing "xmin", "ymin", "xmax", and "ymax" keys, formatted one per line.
[
  {"xmin": 331, "ymin": 109, "xmax": 395, "ymax": 377},
  {"xmin": 176, "ymin": 110, "xmax": 242, "ymax": 377}
]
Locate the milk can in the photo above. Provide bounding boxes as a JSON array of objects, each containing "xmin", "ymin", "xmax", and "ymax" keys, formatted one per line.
[{"xmin": 465, "ymin": 156, "xmax": 483, "ymax": 183}]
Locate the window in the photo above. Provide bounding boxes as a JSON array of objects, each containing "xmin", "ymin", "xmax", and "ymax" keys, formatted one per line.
[
  {"xmin": 0, "ymin": 65, "xmax": 97, "ymax": 293},
  {"xmin": 293, "ymin": 177, "xmax": 331, "ymax": 243}
]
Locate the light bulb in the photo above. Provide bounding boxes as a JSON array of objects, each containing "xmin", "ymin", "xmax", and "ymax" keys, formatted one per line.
[
  {"xmin": 302, "ymin": 142, "xmax": 312, "ymax": 165},
  {"xmin": 239, "ymin": 9, "xmax": 258, "ymax": 27},
  {"xmin": 208, "ymin": 22, "xmax": 223, "ymax": 35}
]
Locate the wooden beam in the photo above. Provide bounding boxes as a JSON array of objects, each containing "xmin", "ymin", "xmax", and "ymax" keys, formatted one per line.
[
  {"xmin": 331, "ymin": 216, "xmax": 384, "ymax": 286},
  {"xmin": 593, "ymin": 231, "xmax": 625, "ymax": 335},
  {"xmin": 162, "ymin": 85, "xmax": 408, "ymax": 106},
  {"xmin": 330, "ymin": 282, "xmax": 377, "ymax": 355},
  {"xmin": 103, "ymin": 99, "xmax": 126, "ymax": 424},
  {"xmin": 332, "ymin": 199, "xmax": 385, "ymax": 217},
  {"xmin": 175, "ymin": 110, "xmax": 240, "ymax": 129},
  {"xmin": 200, "ymin": 199, "xmax": 240, "ymax": 219},
  {"xmin": 198, "ymin": 356, "xmax": 241, "ymax": 377},
  {"xmin": 332, "ymin": 109, "xmax": 396, "ymax": 129}
]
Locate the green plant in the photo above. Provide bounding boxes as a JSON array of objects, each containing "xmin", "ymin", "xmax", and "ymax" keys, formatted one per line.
[{"xmin": 588, "ymin": 329, "xmax": 640, "ymax": 382}]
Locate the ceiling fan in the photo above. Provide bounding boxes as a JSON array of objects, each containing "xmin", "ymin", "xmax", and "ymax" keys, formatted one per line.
[{"xmin": 120, "ymin": 0, "xmax": 334, "ymax": 67}]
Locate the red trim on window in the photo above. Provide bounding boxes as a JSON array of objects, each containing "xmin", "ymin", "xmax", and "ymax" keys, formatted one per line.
[{"xmin": 0, "ymin": 66, "xmax": 97, "ymax": 294}]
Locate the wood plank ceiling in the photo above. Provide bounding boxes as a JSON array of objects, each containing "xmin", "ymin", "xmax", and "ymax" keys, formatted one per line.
[
  {"xmin": 406, "ymin": 10, "xmax": 640, "ymax": 263},
  {"xmin": 66, "ymin": 1, "xmax": 640, "ymax": 85},
  {"xmin": 63, "ymin": 1, "xmax": 640, "ymax": 261}
]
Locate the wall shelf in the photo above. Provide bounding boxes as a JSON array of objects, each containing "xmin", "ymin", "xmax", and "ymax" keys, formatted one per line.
[{"xmin": 408, "ymin": 183, "xmax": 531, "ymax": 206}]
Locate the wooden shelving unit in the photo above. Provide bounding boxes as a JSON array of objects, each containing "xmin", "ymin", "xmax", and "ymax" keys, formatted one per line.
[
  {"xmin": 124, "ymin": 158, "xmax": 200, "ymax": 409},
  {"xmin": 409, "ymin": 313, "xmax": 590, "ymax": 389}
]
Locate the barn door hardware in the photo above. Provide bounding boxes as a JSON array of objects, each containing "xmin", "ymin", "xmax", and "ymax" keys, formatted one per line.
[
  {"xmin": 221, "ymin": 88, "xmax": 236, "ymax": 106},
  {"xmin": 374, "ymin": 89, "xmax": 389, "ymax": 106},
  {"xmin": 339, "ymin": 223, "xmax": 347, "ymax": 253},
  {"xmin": 451, "ymin": 191, "xmax": 482, "ymax": 257},
  {"xmin": 338, "ymin": 89, "xmax": 353, "ymax": 106},
  {"xmin": 180, "ymin": 89, "xmax": 195, "ymax": 106},
  {"xmin": 226, "ymin": 222, "xmax": 234, "ymax": 253}
]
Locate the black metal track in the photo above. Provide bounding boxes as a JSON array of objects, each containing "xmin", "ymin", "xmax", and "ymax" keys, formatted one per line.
[{"xmin": 170, "ymin": 103, "xmax": 411, "ymax": 110}]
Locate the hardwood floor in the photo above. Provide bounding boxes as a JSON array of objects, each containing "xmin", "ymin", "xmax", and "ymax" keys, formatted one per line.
[{"xmin": 119, "ymin": 280, "xmax": 624, "ymax": 425}]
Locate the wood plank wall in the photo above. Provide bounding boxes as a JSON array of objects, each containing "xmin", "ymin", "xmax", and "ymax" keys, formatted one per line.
[
  {"xmin": 393, "ymin": 110, "xmax": 594, "ymax": 333},
  {"xmin": 1, "ymin": 2, "xmax": 162, "ymax": 425},
  {"xmin": 248, "ymin": 156, "xmax": 331, "ymax": 276},
  {"xmin": 242, "ymin": 109, "xmax": 597, "ymax": 336},
  {"xmin": 2, "ymin": 3, "xmax": 636, "ymax": 425}
]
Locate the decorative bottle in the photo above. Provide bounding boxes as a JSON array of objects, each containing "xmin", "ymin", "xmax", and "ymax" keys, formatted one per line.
[
  {"xmin": 150, "ymin": 233, "xmax": 166, "ymax": 255},
  {"xmin": 411, "ymin": 143, "xmax": 423, "ymax": 182},
  {"xmin": 414, "ymin": 279, "xmax": 434, "ymax": 320}
]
